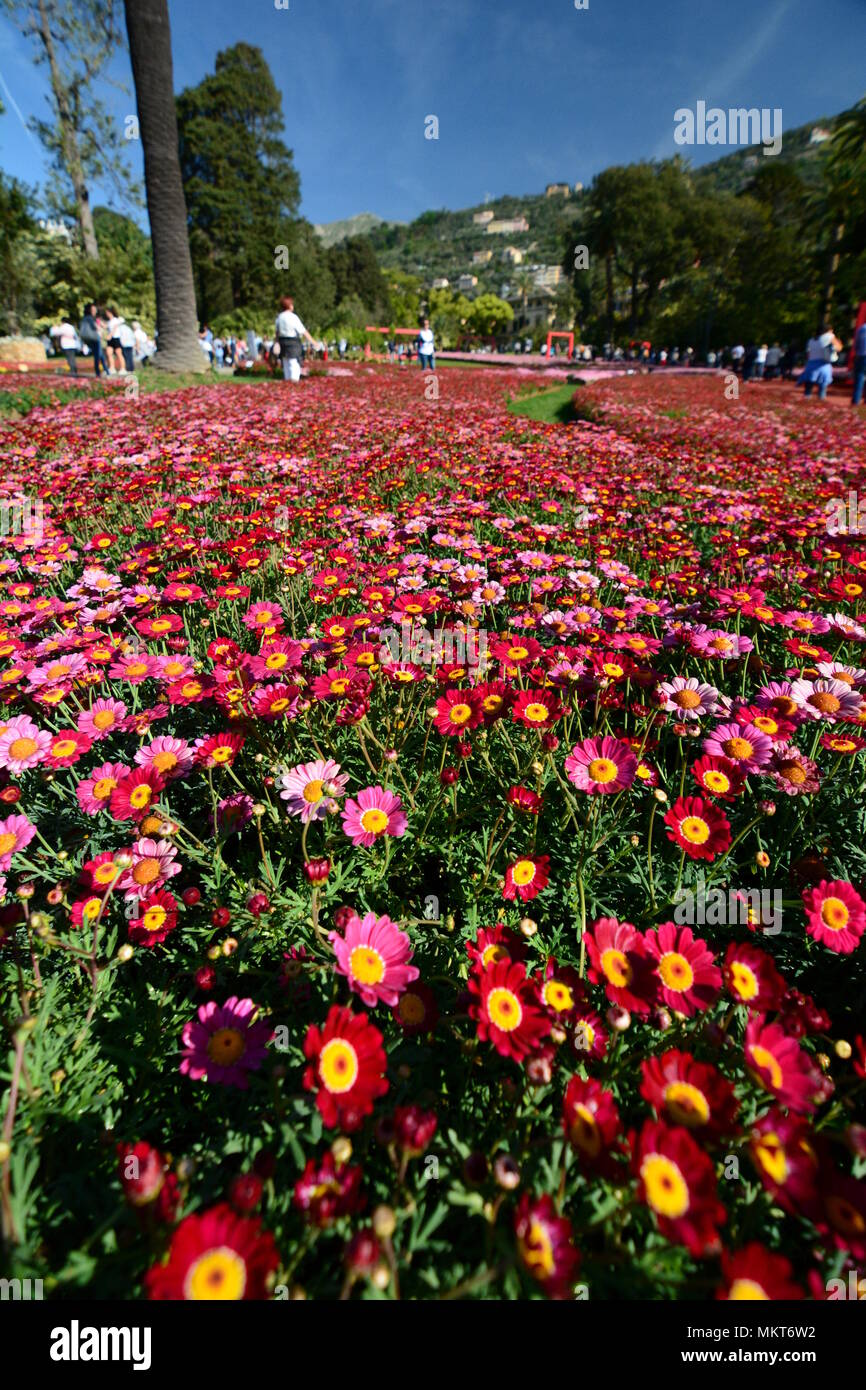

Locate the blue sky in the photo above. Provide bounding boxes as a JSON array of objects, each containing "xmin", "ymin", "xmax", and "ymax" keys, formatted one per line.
[{"xmin": 0, "ymin": 0, "xmax": 863, "ymax": 228}]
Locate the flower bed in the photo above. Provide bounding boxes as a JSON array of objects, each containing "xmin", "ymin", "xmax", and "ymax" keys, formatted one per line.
[{"xmin": 1, "ymin": 366, "xmax": 865, "ymax": 1301}]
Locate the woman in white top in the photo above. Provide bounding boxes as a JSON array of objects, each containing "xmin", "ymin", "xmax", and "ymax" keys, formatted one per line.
[
  {"xmin": 801, "ymin": 326, "xmax": 842, "ymax": 401},
  {"xmin": 50, "ymin": 319, "xmax": 79, "ymax": 376},
  {"xmin": 275, "ymin": 295, "xmax": 314, "ymax": 382},
  {"xmin": 105, "ymin": 306, "xmax": 126, "ymax": 375}
]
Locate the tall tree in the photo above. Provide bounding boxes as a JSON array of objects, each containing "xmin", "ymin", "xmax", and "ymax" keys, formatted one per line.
[
  {"xmin": 3, "ymin": 0, "xmax": 135, "ymax": 259},
  {"xmin": 176, "ymin": 44, "xmax": 306, "ymax": 319},
  {"xmin": 123, "ymin": 0, "xmax": 205, "ymax": 371}
]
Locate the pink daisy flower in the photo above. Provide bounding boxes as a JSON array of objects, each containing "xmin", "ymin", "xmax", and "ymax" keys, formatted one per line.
[
  {"xmin": 26, "ymin": 652, "xmax": 88, "ymax": 689},
  {"xmin": 703, "ymin": 722, "xmax": 773, "ymax": 773},
  {"xmin": 0, "ymin": 715, "xmax": 52, "ymax": 773},
  {"xmin": 564, "ymin": 736, "xmax": 637, "ymax": 794},
  {"xmin": 341, "ymin": 785, "xmax": 408, "ymax": 847},
  {"xmin": 0, "ymin": 813, "xmax": 36, "ymax": 872},
  {"xmin": 76, "ymin": 697, "xmax": 127, "ymax": 740},
  {"xmin": 76, "ymin": 762, "xmax": 130, "ymax": 816},
  {"xmin": 802, "ymin": 880, "xmax": 866, "ymax": 955},
  {"xmin": 180, "ymin": 996, "xmax": 273, "ymax": 1089},
  {"xmin": 330, "ymin": 911, "xmax": 419, "ymax": 1007},
  {"xmin": 118, "ymin": 838, "xmax": 182, "ymax": 899},
  {"xmin": 45, "ymin": 729, "xmax": 92, "ymax": 768},
  {"xmin": 134, "ymin": 735, "xmax": 194, "ymax": 782},
  {"xmin": 279, "ymin": 759, "xmax": 349, "ymax": 822},
  {"xmin": 657, "ymin": 676, "xmax": 719, "ymax": 720},
  {"xmin": 242, "ymin": 601, "xmax": 284, "ymax": 633},
  {"xmin": 789, "ymin": 678, "xmax": 863, "ymax": 724}
]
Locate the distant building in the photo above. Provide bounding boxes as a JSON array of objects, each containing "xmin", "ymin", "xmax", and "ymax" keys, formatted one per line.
[
  {"xmin": 534, "ymin": 265, "xmax": 563, "ymax": 289},
  {"xmin": 430, "ymin": 277, "xmax": 450, "ymax": 289},
  {"xmin": 456, "ymin": 274, "xmax": 479, "ymax": 293},
  {"xmin": 507, "ymin": 284, "xmax": 556, "ymax": 330},
  {"xmin": 574, "ymin": 182, "xmax": 584, "ymax": 194},
  {"xmin": 486, "ymin": 216, "xmax": 529, "ymax": 235},
  {"xmin": 472, "ymin": 249, "xmax": 493, "ymax": 265},
  {"xmin": 37, "ymin": 218, "xmax": 73, "ymax": 243},
  {"xmin": 502, "ymin": 246, "xmax": 524, "ymax": 265},
  {"xmin": 810, "ymin": 126, "xmax": 832, "ymax": 143},
  {"xmin": 545, "ymin": 183, "xmax": 571, "ymax": 198},
  {"xmin": 472, "ymin": 210, "xmax": 494, "ymax": 225}
]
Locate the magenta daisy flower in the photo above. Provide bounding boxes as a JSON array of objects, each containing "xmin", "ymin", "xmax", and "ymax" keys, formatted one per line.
[
  {"xmin": 802, "ymin": 880, "xmax": 866, "ymax": 954},
  {"xmin": 76, "ymin": 697, "xmax": 128, "ymax": 741},
  {"xmin": 76, "ymin": 762, "xmax": 130, "ymax": 816},
  {"xmin": 279, "ymin": 759, "xmax": 349, "ymax": 823},
  {"xmin": 0, "ymin": 813, "xmax": 36, "ymax": 872},
  {"xmin": 657, "ymin": 676, "xmax": 719, "ymax": 721},
  {"xmin": 118, "ymin": 838, "xmax": 182, "ymax": 899},
  {"xmin": 0, "ymin": 715, "xmax": 51, "ymax": 773},
  {"xmin": 342, "ymin": 785, "xmax": 407, "ymax": 847},
  {"xmin": 564, "ymin": 736, "xmax": 637, "ymax": 794},
  {"xmin": 330, "ymin": 911, "xmax": 419, "ymax": 1007},
  {"xmin": 180, "ymin": 996, "xmax": 273, "ymax": 1089},
  {"xmin": 789, "ymin": 678, "xmax": 863, "ymax": 723},
  {"xmin": 134, "ymin": 734, "xmax": 194, "ymax": 781},
  {"xmin": 703, "ymin": 722, "xmax": 773, "ymax": 773}
]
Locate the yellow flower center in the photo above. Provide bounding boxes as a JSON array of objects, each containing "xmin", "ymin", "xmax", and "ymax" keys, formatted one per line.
[
  {"xmin": 658, "ymin": 952, "xmax": 695, "ymax": 993},
  {"xmin": 184, "ymin": 1247, "xmax": 247, "ymax": 1301},
  {"xmin": 641, "ymin": 1153, "xmax": 690, "ymax": 1217},
  {"xmin": 487, "ymin": 986, "xmax": 522, "ymax": 1032},
  {"xmin": 820, "ymin": 897, "xmax": 849, "ymax": 931},
  {"xmin": 600, "ymin": 947, "xmax": 631, "ymax": 987},
  {"xmin": 673, "ymin": 688, "xmax": 701, "ymax": 709},
  {"xmin": 359, "ymin": 807, "xmax": 389, "ymax": 835},
  {"xmin": 587, "ymin": 757, "xmax": 618, "ymax": 784},
  {"xmin": 729, "ymin": 962, "xmax": 758, "ymax": 1000},
  {"xmin": 723, "ymin": 737, "xmax": 753, "ymax": 761},
  {"xmin": 753, "ymin": 1133, "xmax": 788, "ymax": 1185},
  {"xmin": 448, "ymin": 703, "xmax": 472, "ymax": 725},
  {"xmin": 511, "ymin": 860, "xmax": 536, "ymax": 887},
  {"xmin": 0, "ymin": 832, "xmax": 17, "ymax": 855},
  {"xmin": 569, "ymin": 1104, "xmax": 601, "ymax": 1157},
  {"xmin": 664, "ymin": 1081, "xmax": 710, "ymax": 1126},
  {"xmin": 507, "ymin": 646, "xmax": 528, "ymax": 660},
  {"xmin": 130, "ymin": 784, "xmax": 153, "ymax": 809},
  {"xmin": 704, "ymin": 770, "xmax": 730, "ymax": 793},
  {"xmin": 748, "ymin": 1043, "xmax": 784, "ymax": 1092},
  {"xmin": 207, "ymin": 1027, "xmax": 246, "ymax": 1065},
  {"xmin": 302, "ymin": 780, "xmax": 324, "ymax": 804},
  {"xmin": 8, "ymin": 736, "xmax": 38, "ymax": 760},
  {"xmin": 519, "ymin": 1221, "xmax": 554, "ymax": 1277},
  {"xmin": 680, "ymin": 815, "xmax": 710, "ymax": 844},
  {"xmin": 398, "ymin": 993, "xmax": 426, "ymax": 1025},
  {"xmin": 132, "ymin": 858, "xmax": 160, "ymax": 886},
  {"xmin": 93, "ymin": 709, "xmax": 116, "ymax": 730},
  {"xmin": 543, "ymin": 981, "xmax": 573, "ymax": 1012},
  {"xmin": 523, "ymin": 702, "xmax": 549, "ymax": 723},
  {"xmin": 319, "ymin": 1038, "xmax": 359, "ymax": 1093},
  {"xmin": 728, "ymin": 1279, "xmax": 769, "ymax": 1301},
  {"xmin": 349, "ymin": 945, "xmax": 385, "ymax": 985},
  {"xmin": 52, "ymin": 739, "xmax": 77, "ymax": 758}
]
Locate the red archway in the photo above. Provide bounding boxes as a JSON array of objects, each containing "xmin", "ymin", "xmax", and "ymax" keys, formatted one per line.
[{"xmin": 546, "ymin": 331, "xmax": 574, "ymax": 358}]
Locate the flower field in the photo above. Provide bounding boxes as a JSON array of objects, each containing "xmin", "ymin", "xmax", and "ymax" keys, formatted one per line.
[{"xmin": 1, "ymin": 366, "xmax": 865, "ymax": 1302}]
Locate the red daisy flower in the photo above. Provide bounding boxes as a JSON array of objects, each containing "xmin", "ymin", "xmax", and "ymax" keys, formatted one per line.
[
  {"xmin": 562, "ymin": 1075, "xmax": 621, "ymax": 1172},
  {"xmin": 643, "ymin": 922, "xmax": 721, "ymax": 1017},
  {"xmin": 293, "ymin": 1152, "xmax": 364, "ymax": 1228},
  {"xmin": 723, "ymin": 941, "xmax": 786, "ymax": 1011},
  {"xmin": 391, "ymin": 980, "xmax": 439, "ymax": 1035},
  {"xmin": 503, "ymin": 853, "xmax": 549, "ymax": 902},
  {"xmin": 432, "ymin": 687, "xmax": 483, "ymax": 737},
  {"xmin": 109, "ymin": 767, "xmax": 165, "ymax": 822},
  {"xmin": 691, "ymin": 754, "xmax": 745, "ymax": 802},
  {"xmin": 128, "ymin": 888, "xmax": 179, "ymax": 947},
  {"xmin": 195, "ymin": 732, "xmax": 245, "ymax": 768},
  {"xmin": 640, "ymin": 1049, "xmax": 738, "ymax": 1138},
  {"xmin": 511, "ymin": 688, "xmax": 563, "ymax": 731},
  {"xmin": 748, "ymin": 1109, "xmax": 819, "ymax": 1216},
  {"xmin": 303, "ymin": 1005, "xmax": 389, "ymax": 1132},
  {"xmin": 514, "ymin": 1192, "xmax": 580, "ymax": 1299},
  {"xmin": 716, "ymin": 1243, "xmax": 803, "ymax": 1300},
  {"xmin": 663, "ymin": 796, "xmax": 731, "ymax": 861},
  {"xmin": 634, "ymin": 1121, "xmax": 726, "ymax": 1256},
  {"xmin": 818, "ymin": 1170, "xmax": 866, "ymax": 1260},
  {"xmin": 144, "ymin": 1202, "xmax": 279, "ymax": 1300},
  {"xmin": 466, "ymin": 924, "xmax": 528, "ymax": 972},
  {"xmin": 535, "ymin": 956, "xmax": 586, "ymax": 1018},
  {"xmin": 584, "ymin": 916, "xmax": 656, "ymax": 1015},
  {"xmin": 802, "ymin": 880, "xmax": 866, "ymax": 954},
  {"xmin": 469, "ymin": 958, "xmax": 551, "ymax": 1062},
  {"xmin": 117, "ymin": 1140, "xmax": 179, "ymax": 1223},
  {"xmin": 744, "ymin": 1016, "xmax": 827, "ymax": 1115},
  {"xmin": 45, "ymin": 728, "xmax": 93, "ymax": 768}
]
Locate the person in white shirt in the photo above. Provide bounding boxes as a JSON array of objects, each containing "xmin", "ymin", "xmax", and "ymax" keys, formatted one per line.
[
  {"xmin": 417, "ymin": 318, "xmax": 435, "ymax": 371},
  {"xmin": 50, "ymin": 318, "xmax": 79, "ymax": 375},
  {"xmin": 274, "ymin": 295, "xmax": 314, "ymax": 382},
  {"xmin": 802, "ymin": 326, "xmax": 842, "ymax": 401},
  {"xmin": 118, "ymin": 318, "xmax": 135, "ymax": 374}
]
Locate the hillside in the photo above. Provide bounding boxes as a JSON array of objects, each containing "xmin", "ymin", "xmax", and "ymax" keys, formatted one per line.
[
  {"xmin": 355, "ymin": 111, "xmax": 843, "ymax": 294},
  {"xmin": 313, "ymin": 211, "xmax": 404, "ymax": 247}
]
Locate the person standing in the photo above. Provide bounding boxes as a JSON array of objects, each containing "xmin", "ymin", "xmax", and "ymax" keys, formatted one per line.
[
  {"xmin": 801, "ymin": 325, "xmax": 841, "ymax": 401},
  {"xmin": 79, "ymin": 303, "xmax": 104, "ymax": 377},
  {"xmin": 851, "ymin": 320, "xmax": 866, "ymax": 407},
  {"xmin": 118, "ymin": 317, "xmax": 136, "ymax": 373},
  {"xmin": 50, "ymin": 317, "xmax": 79, "ymax": 375},
  {"xmin": 275, "ymin": 295, "xmax": 314, "ymax": 382},
  {"xmin": 105, "ymin": 307, "xmax": 126, "ymax": 375}
]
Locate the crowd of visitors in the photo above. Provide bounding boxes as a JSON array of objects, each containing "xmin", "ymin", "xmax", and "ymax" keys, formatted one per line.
[{"xmin": 47, "ymin": 306, "xmax": 153, "ymax": 376}]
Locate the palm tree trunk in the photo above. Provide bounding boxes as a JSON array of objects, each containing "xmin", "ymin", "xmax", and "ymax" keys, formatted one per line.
[{"xmin": 123, "ymin": 0, "xmax": 206, "ymax": 372}]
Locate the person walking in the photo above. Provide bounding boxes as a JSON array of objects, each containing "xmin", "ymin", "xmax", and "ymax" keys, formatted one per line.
[
  {"xmin": 851, "ymin": 320, "xmax": 866, "ymax": 407},
  {"xmin": 79, "ymin": 303, "xmax": 104, "ymax": 376},
  {"xmin": 275, "ymin": 295, "xmax": 314, "ymax": 383},
  {"xmin": 801, "ymin": 325, "xmax": 841, "ymax": 401},
  {"xmin": 416, "ymin": 317, "xmax": 436, "ymax": 372},
  {"xmin": 50, "ymin": 317, "xmax": 79, "ymax": 375}
]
